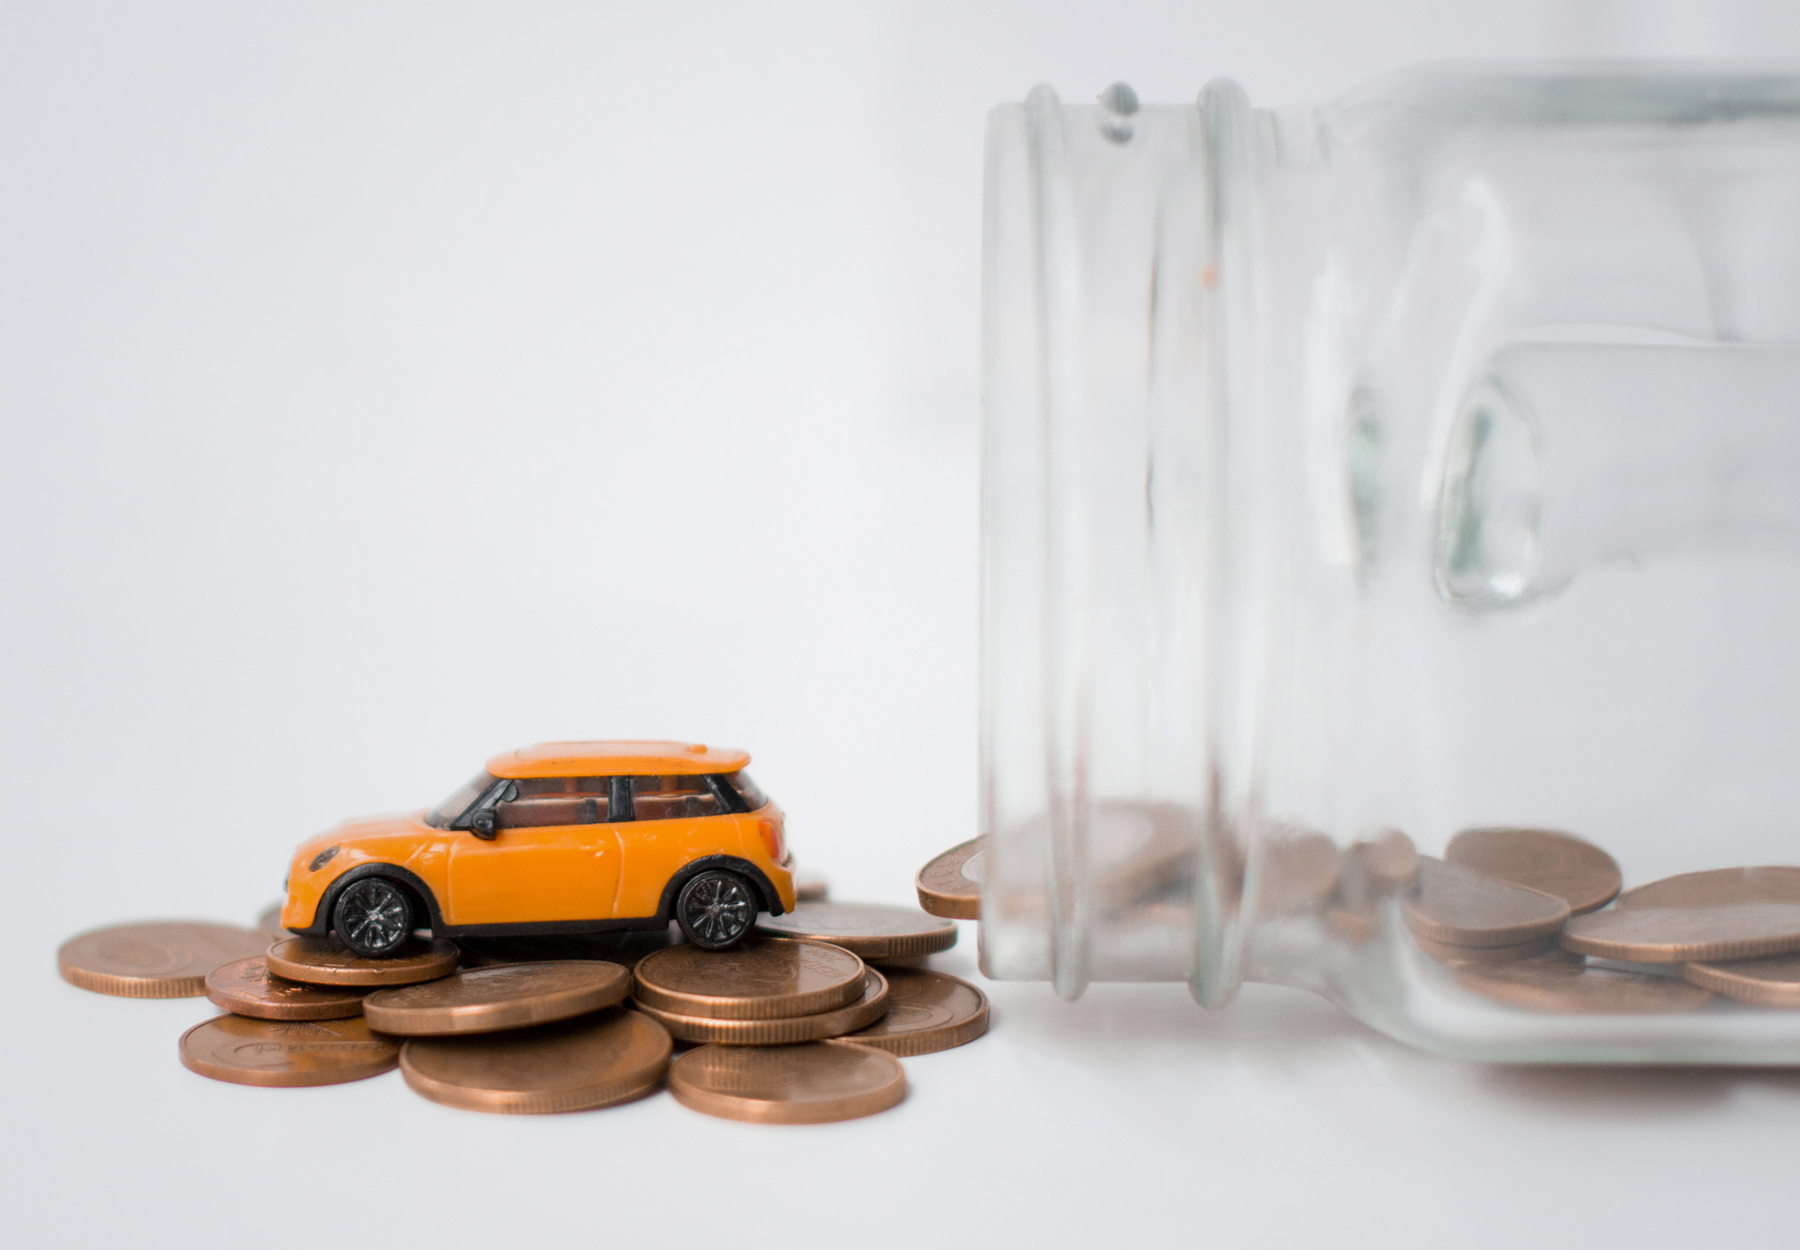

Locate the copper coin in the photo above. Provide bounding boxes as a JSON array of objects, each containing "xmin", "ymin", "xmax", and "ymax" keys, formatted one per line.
[
  {"xmin": 1682, "ymin": 952, "xmax": 1800, "ymax": 1006},
  {"xmin": 916, "ymin": 838, "xmax": 984, "ymax": 920},
  {"xmin": 256, "ymin": 904, "xmax": 288, "ymax": 941},
  {"xmin": 1561, "ymin": 902, "xmax": 1800, "ymax": 963},
  {"xmin": 179, "ymin": 1015, "xmax": 399, "ymax": 1086},
  {"xmin": 1350, "ymin": 829, "xmax": 1420, "ymax": 887},
  {"xmin": 58, "ymin": 921, "xmax": 273, "ymax": 999},
  {"xmin": 754, "ymin": 902, "xmax": 958, "ymax": 958},
  {"xmin": 668, "ymin": 1042, "xmax": 906, "ymax": 1124},
  {"xmin": 632, "ymin": 938, "xmax": 865, "ymax": 1020},
  {"xmin": 364, "ymin": 961, "xmax": 631, "ymax": 1036},
  {"xmin": 1332, "ymin": 831, "xmax": 1420, "ymax": 919},
  {"xmin": 1457, "ymin": 962, "xmax": 1712, "ymax": 1014},
  {"xmin": 205, "ymin": 956, "xmax": 369, "ymax": 1021},
  {"xmin": 1256, "ymin": 832, "xmax": 1343, "ymax": 916},
  {"xmin": 1404, "ymin": 857, "xmax": 1570, "ymax": 948},
  {"xmin": 399, "ymin": 1008, "xmax": 671, "ymax": 1114},
  {"xmin": 794, "ymin": 874, "xmax": 830, "ymax": 903},
  {"xmin": 632, "ymin": 969, "xmax": 890, "ymax": 1044},
  {"xmin": 1615, "ymin": 865, "xmax": 1800, "ymax": 910},
  {"xmin": 1445, "ymin": 827, "xmax": 1621, "ymax": 916},
  {"xmin": 1415, "ymin": 934, "xmax": 1576, "ymax": 965},
  {"xmin": 266, "ymin": 936, "xmax": 459, "ymax": 987},
  {"xmin": 836, "ymin": 967, "xmax": 989, "ymax": 1056}
]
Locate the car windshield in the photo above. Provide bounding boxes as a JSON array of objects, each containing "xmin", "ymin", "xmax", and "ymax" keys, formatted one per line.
[
  {"xmin": 427, "ymin": 771, "xmax": 497, "ymax": 828},
  {"xmin": 722, "ymin": 770, "xmax": 769, "ymax": 811}
]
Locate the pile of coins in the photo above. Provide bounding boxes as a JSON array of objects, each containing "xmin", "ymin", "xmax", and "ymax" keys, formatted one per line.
[
  {"xmin": 916, "ymin": 827, "xmax": 1800, "ymax": 1016},
  {"xmin": 57, "ymin": 891, "xmax": 989, "ymax": 1123}
]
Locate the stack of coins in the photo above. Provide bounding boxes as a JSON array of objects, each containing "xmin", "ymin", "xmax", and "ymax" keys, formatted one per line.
[
  {"xmin": 60, "ymin": 900, "xmax": 990, "ymax": 1122},
  {"xmin": 631, "ymin": 903, "xmax": 990, "ymax": 1123}
]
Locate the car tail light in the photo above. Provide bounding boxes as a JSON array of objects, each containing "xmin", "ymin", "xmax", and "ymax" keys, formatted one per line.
[{"xmin": 758, "ymin": 819, "xmax": 784, "ymax": 862}]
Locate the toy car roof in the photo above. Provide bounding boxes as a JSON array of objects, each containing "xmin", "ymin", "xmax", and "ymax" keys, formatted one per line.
[{"xmin": 486, "ymin": 741, "xmax": 752, "ymax": 779}]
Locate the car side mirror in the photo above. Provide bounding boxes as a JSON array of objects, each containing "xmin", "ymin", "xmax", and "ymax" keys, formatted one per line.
[{"xmin": 471, "ymin": 808, "xmax": 498, "ymax": 840}]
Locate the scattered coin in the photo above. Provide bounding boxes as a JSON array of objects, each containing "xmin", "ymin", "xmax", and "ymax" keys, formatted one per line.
[
  {"xmin": 1446, "ymin": 827, "xmax": 1621, "ymax": 916},
  {"xmin": 668, "ymin": 1042, "xmax": 906, "ymax": 1124},
  {"xmin": 836, "ymin": 967, "xmax": 989, "ymax": 1056},
  {"xmin": 400, "ymin": 1008, "xmax": 671, "ymax": 1114},
  {"xmin": 179, "ymin": 1015, "xmax": 399, "ymax": 1086},
  {"xmin": 916, "ymin": 838, "xmax": 984, "ymax": 920},
  {"xmin": 1561, "ymin": 902, "xmax": 1800, "ymax": 963},
  {"xmin": 205, "ymin": 956, "xmax": 369, "ymax": 1021},
  {"xmin": 633, "ymin": 969, "xmax": 891, "ymax": 1044},
  {"xmin": 794, "ymin": 874, "xmax": 830, "ymax": 903},
  {"xmin": 59, "ymin": 921, "xmax": 273, "ymax": 999},
  {"xmin": 364, "ymin": 961, "xmax": 631, "ymax": 1036},
  {"xmin": 256, "ymin": 904, "xmax": 288, "ymax": 941},
  {"xmin": 1682, "ymin": 952, "xmax": 1800, "ymax": 1007},
  {"xmin": 1457, "ymin": 962, "xmax": 1712, "ymax": 1014},
  {"xmin": 1615, "ymin": 865, "xmax": 1800, "ymax": 910},
  {"xmin": 632, "ymin": 938, "xmax": 865, "ymax": 1020},
  {"xmin": 754, "ymin": 902, "xmax": 957, "ymax": 959},
  {"xmin": 266, "ymin": 936, "xmax": 459, "ymax": 987},
  {"xmin": 1256, "ymin": 831, "xmax": 1343, "ymax": 916},
  {"xmin": 1405, "ymin": 857, "xmax": 1570, "ymax": 948},
  {"xmin": 1415, "ymin": 934, "xmax": 1572, "ymax": 965}
]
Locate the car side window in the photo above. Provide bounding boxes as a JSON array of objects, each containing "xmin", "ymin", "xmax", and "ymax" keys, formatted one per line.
[
  {"xmin": 496, "ymin": 776, "xmax": 612, "ymax": 829},
  {"xmin": 631, "ymin": 774, "xmax": 725, "ymax": 821}
]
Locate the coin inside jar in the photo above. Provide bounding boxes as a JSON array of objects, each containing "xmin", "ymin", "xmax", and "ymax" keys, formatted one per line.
[
  {"xmin": 1456, "ymin": 962, "xmax": 1712, "ymax": 1014},
  {"xmin": 1561, "ymin": 902, "xmax": 1800, "ymax": 963},
  {"xmin": 916, "ymin": 838, "xmax": 984, "ymax": 920},
  {"xmin": 59, "ymin": 921, "xmax": 274, "ymax": 999},
  {"xmin": 835, "ymin": 967, "xmax": 989, "ymax": 1056},
  {"xmin": 363, "ymin": 961, "xmax": 631, "ymax": 1036},
  {"xmin": 1615, "ymin": 865, "xmax": 1800, "ymax": 910},
  {"xmin": 179, "ymin": 1015, "xmax": 399, "ymax": 1087},
  {"xmin": 753, "ymin": 902, "xmax": 957, "ymax": 959},
  {"xmin": 1405, "ymin": 857, "xmax": 1570, "ymax": 948},
  {"xmin": 632, "ymin": 969, "xmax": 890, "ymax": 1045},
  {"xmin": 668, "ymin": 1042, "xmax": 906, "ymax": 1124},
  {"xmin": 205, "ymin": 956, "xmax": 369, "ymax": 1021},
  {"xmin": 1445, "ymin": 827, "xmax": 1622, "ymax": 916},
  {"xmin": 1255, "ymin": 831, "xmax": 1343, "ymax": 916},
  {"xmin": 399, "ymin": 1008, "xmax": 671, "ymax": 1114},
  {"xmin": 632, "ymin": 938, "xmax": 865, "ymax": 1020},
  {"xmin": 266, "ymin": 936, "xmax": 459, "ymax": 987},
  {"xmin": 1415, "ymin": 934, "xmax": 1577, "ymax": 966},
  {"xmin": 1681, "ymin": 952, "xmax": 1800, "ymax": 1006}
]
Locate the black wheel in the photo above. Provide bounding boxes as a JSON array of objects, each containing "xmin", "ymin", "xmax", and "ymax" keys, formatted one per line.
[
  {"xmin": 333, "ymin": 877, "xmax": 413, "ymax": 957},
  {"xmin": 675, "ymin": 870, "xmax": 757, "ymax": 949}
]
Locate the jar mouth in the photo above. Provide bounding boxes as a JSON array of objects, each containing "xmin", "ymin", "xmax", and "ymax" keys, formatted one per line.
[{"xmin": 978, "ymin": 80, "xmax": 1261, "ymax": 1005}]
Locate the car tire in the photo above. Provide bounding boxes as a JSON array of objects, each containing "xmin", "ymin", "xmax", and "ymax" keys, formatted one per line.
[
  {"xmin": 674, "ymin": 870, "xmax": 757, "ymax": 949},
  {"xmin": 333, "ymin": 877, "xmax": 414, "ymax": 958}
]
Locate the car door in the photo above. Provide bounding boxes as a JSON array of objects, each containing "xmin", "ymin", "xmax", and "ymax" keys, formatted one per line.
[
  {"xmin": 445, "ymin": 776, "xmax": 623, "ymax": 925},
  {"xmin": 612, "ymin": 773, "xmax": 735, "ymax": 919}
]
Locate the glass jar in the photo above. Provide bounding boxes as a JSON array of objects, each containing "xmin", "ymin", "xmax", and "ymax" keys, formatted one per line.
[{"xmin": 979, "ymin": 63, "xmax": 1800, "ymax": 1061}]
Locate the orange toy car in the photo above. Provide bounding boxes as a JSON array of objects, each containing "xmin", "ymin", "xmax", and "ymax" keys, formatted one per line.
[{"xmin": 280, "ymin": 741, "xmax": 794, "ymax": 956}]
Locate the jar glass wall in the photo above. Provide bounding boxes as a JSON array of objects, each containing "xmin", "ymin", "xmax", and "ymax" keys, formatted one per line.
[{"xmin": 979, "ymin": 63, "xmax": 1800, "ymax": 1061}]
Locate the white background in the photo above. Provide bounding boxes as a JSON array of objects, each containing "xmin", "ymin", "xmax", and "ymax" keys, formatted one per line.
[{"xmin": 6, "ymin": 3, "xmax": 1800, "ymax": 1246}]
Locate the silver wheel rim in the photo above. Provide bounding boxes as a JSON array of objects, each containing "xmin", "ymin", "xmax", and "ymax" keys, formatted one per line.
[
  {"xmin": 685, "ymin": 875, "xmax": 752, "ymax": 944},
  {"xmin": 340, "ymin": 881, "xmax": 408, "ymax": 952}
]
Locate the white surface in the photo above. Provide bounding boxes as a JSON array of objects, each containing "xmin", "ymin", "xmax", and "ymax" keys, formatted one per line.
[{"xmin": 5, "ymin": 4, "xmax": 1800, "ymax": 1247}]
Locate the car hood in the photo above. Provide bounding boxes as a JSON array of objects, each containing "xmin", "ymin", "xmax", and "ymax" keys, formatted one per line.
[{"xmin": 294, "ymin": 811, "xmax": 427, "ymax": 860}]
